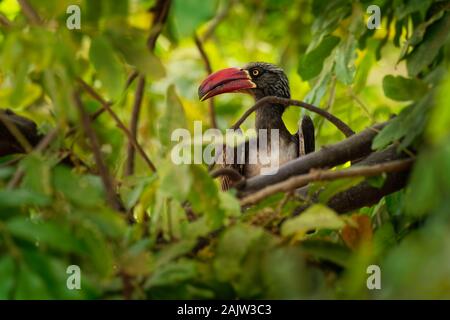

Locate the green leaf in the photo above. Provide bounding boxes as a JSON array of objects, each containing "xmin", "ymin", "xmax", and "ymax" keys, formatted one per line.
[
  {"xmin": 261, "ymin": 246, "xmax": 313, "ymax": 299},
  {"xmin": 298, "ymin": 35, "xmax": 340, "ymax": 81},
  {"xmin": 318, "ymin": 177, "xmax": 365, "ymax": 203},
  {"xmin": 335, "ymin": 36, "xmax": 357, "ymax": 85},
  {"xmin": 172, "ymin": 0, "xmax": 219, "ymax": 38},
  {"xmin": 106, "ymin": 29, "xmax": 165, "ymax": 78},
  {"xmin": 301, "ymin": 240, "xmax": 351, "ymax": 268},
  {"xmin": 159, "ymin": 85, "xmax": 187, "ymax": 150},
  {"xmin": 426, "ymin": 72, "xmax": 450, "ymax": 144},
  {"xmin": 14, "ymin": 263, "xmax": 51, "ymax": 299},
  {"xmin": 367, "ymin": 174, "xmax": 387, "ymax": 189},
  {"xmin": 6, "ymin": 217, "xmax": 85, "ymax": 254},
  {"xmin": 407, "ymin": 12, "xmax": 450, "ymax": 77},
  {"xmin": 372, "ymin": 93, "xmax": 432, "ymax": 150},
  {"xmin": 188, "ymin": 165, "xmax": 223, "ymax": 226},
  {"xmin": 153, "ymin": 240, "xmax": 197, "ymax": 270},
  {"xmin": 394, "ymin": 0, "xmax": 432, "ymax": 20},
  {"xmin": 0, "ymin": 257, "xmax": 15, "ymax": 299},
  {"xmin": 304, "ymin": 61, "xmax": 333, "ymax": 105},
  {"xmin": 52, "ymin": 166, "xmax": 105, "ymax": 208},
  {"xmin": 21, "ymin": 155, "xmax": 52, "ymax": 197},
  {"xmin": 158, "ymin": 162, "xmax": 192, "ymax": 202},
  {"xmin": 0, "ymin": 189, "xmax": 51, "ymax": 208},
  {"xmin": 281, "ymin": 204, "xmax": 345, "ymax": 239},
  {"xmin": 21, "ymin": 249, "xmax": 88, "ymax": 299},
  {"xmin": 382, "ymin": 75, "xmax": 429, "ymax": 101},
  {"xmin": 89, "ymin": 35, "xmax": 125, "ymax": 100},
  {"xmin": 147, "ymin": 259, "xmax": 198, "ymax": 288},
  {"xmin": 214, "ymin": 224, "xmax": 264, "ymax": 282}
]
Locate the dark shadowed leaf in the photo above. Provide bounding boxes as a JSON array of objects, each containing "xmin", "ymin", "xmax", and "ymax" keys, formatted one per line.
[
  {"xmin": 382, "ymin": 75, "xmax": 429, "ymax": 101},
  {"xmin": 298, "ymin": 35, "xmax": 340, "ymax": 81},
  {"xmin": 89, "ymin": 35, "xmax": 126, "ymax": 100}
]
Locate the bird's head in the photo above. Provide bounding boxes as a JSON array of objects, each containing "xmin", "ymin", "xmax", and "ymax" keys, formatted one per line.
[{"xmin": 198, "ymin": 62, "xmax": 290, "ymax": 102}]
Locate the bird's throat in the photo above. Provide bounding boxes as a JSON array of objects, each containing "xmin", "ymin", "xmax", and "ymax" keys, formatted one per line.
[{"xmin": 255, "ymin": 104, "xmax": 290, "ymax": 138}]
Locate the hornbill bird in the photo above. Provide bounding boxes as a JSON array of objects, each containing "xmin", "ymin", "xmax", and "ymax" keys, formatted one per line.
[{"xmin": 198, "ymin": 62, "xmax": 315, "ymax": 190}]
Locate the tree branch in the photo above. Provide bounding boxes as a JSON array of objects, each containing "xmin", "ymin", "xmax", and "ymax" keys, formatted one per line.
[
  {"xmin": 147, "ymin": 0, "xmax": 171, "ymax": 51},
  {"xmin": 77, "ymin": 78, "xmax": 157, "ymax": 172},
  {"xmin": 231, "ymin": 96, "xmax": 355, "ymax": 137},
  {"xmin": 292, "ymin": 146, "xmax": 412, "ymax": 215},
  {"xmin": 0, "ymin": 12, "xmax": 11, "ymax": 27},
  {"xmin": 17, "ymin": 0, "xmax": 42, "ymax": 25},
  {"xmin": 201, "ymin": 0, "xmax": 235, "ymax": 42},
  {"xmin": 7, "ymin": 125, "xmax": 60, "ymax": 189},
  {"xmin": 194, "ymin": 33, "xmax": 218, "ymax": 128},
  {"xmin": 240, "ymin": 159, "xmax": 413, "ymax": 207},
  {"xmin": 124, "ymin": 75, "xmax": 146, "ymax": 176},
  {"xmin": 122, "ymin": 0, "xmax": 172, "ymax": 176},
  {"xmin": 73, "ymin": 91, "xmax": 123, "ymax": 212},
  {"xmin": 239, "ymin": 122, "xmax": 386, "ymax": 194}
]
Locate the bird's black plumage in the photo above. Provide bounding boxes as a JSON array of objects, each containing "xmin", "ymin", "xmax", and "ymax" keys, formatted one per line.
[{"xmin": 214, "ymin": 62, "xmax": 315, "ymax": 190}]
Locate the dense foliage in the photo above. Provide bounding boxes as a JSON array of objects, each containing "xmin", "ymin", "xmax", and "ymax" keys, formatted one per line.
[{"xmin": 0, "ymin": 0, "xmax": 449, "ymax": 299}]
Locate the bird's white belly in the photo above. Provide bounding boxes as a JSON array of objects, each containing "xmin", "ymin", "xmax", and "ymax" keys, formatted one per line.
[{"xmin": 245, "ymin": 139, "xmax": 297, "ymax": 178}]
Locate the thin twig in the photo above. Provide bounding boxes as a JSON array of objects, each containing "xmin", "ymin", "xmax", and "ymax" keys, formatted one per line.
[
  {"xmin": 231, "ymin": 96, "xmax": 355, "ymax": 137},
  {"xmin": 125, "ymin": 75, "xmax": 146, "ymax": 176},
  {"xmin": 208, "ymin": 96, "xmax": 355, "ymax": 171},
  {"xmin": 73, "ymin": 91, "xmax": 122, "ymax": 211},
  {"xmin": 201, "ymin": 0, "xmax": 235, "ymax": 42},
  {"xmin": 7, "ymin": 126, "xmax": 60, "ymax": 189},
  {"xmin": 0, "ymin": 12, "xmax": 12, "ymax": 27},
  {"xmin": 349, "ymin": 88, "xmax": 375, "ymax": 122},
  {"xmin": 240, "ymin": 159, "xmax": 413, "ymax": 207},
  {"xmin": 147, "ymin": 0, "xmax": 171, "ymax": 51},
  {"xmin": 241, "ymin": 122, "xmax": 387, "ymax": 193},
  {"xmin": 315, "ymin": 76, "xmax": 336, "ymax": 138},
  {"xmin": 194, "ymin": 33, "xmax": 218, "ymax": 128},
  {"xmin": 17, "ymin": 0, "xmax": 42, "ymax": 25},
  {"xmin": 0, "ymin": 113, "xmax": 34, "ymax": 153},
  {"xmin": 77, "ymin": 78, "xmax": 157, "ymax": 172},
  {"xmin": 125, "ymin": 71, "xmax": 139, "ymax": 89}
]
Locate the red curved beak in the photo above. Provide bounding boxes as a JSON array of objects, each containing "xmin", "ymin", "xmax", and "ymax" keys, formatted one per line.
[{"xmin": 198, "ymin": 67, "xmax": 256, "ymax": 101}]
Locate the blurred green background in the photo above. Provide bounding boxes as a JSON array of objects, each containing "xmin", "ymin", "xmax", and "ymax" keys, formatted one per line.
[{"xmin": 0, "ymin": 0, "xmax": 449, "ymax": 299}]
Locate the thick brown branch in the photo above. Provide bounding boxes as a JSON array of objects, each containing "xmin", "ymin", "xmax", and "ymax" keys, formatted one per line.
[
  {"xmin": 231, "ymin": 96, "xmax": 355, "ymax": 137},
  {"xmin": 240, "ymin": 159, "xmax": 413, "ymax": 207},
  {"xmin": 194, "ymin": 33, "xmax": 217, "ymax": 128},
  {"xmin": 292, "ymin": 146, "xmax": 412, "ymax": 215},
  {"xmin": 240, "ymin": 122, "xmax": 387, "ymax": 194},
  {"xmin": 77, "ymin": 78, "xmax": 157, "ymax": 172},
  {"xmin": 325, "ymin": 172, "xmax": 409, "ymax": 214},
  {"xmin": 125, "ymin": 75, "xmax": 146, "ymax": 176},
  {"xmin": 73, "ymin": 91, "xmax": 122, "ymax": 211}
]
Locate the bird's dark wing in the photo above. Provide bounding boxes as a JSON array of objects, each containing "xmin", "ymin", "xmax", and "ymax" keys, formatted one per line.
[
  {"xmin": 219, "ymin": 140, "xmax": 249, "ymax": 191},
  {"xmin": 296, "ymin": 115, "xmax": 315, "ymax": 156}
]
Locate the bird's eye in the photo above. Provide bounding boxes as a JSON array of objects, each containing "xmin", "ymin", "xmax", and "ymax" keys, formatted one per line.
[{"xmin": 251, "ymin": 69, "xmax": 260, "ymax": 77}]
